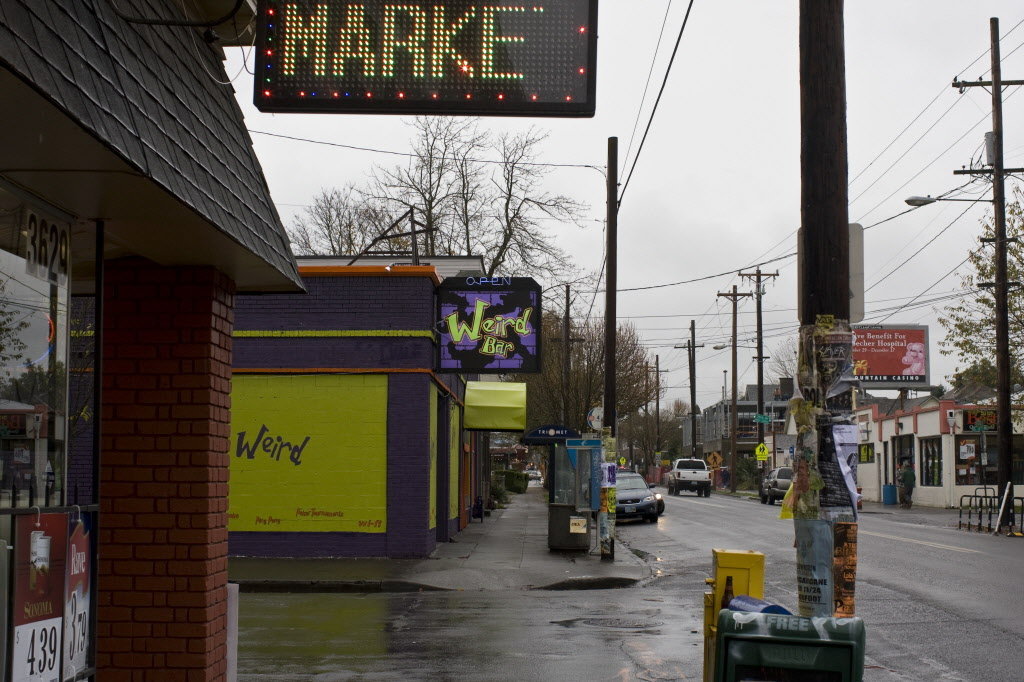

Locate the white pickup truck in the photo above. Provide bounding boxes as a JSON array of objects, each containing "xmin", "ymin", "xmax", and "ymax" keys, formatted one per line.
[{"xmin": 665, "ymin": 458, "xmax": 712, "ymax": 497}]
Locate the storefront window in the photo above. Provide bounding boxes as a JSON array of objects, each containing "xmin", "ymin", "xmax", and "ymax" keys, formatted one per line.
[
  {"xmin": 0, "ymin": 194, "xmax": 69, "ymax": 507},
  {"xmin": 893, "ymin": 434, "xmax": 914, "ymax": 468},
  {"xmin": 954, "ymin": 434, "xmax": 996, "ymax": 486},
  {"xmin": 920, "ymin": 437, "xmax": 941, "ymax": 487},
  {"xmin": 858, "ymin": 443, "xmax": 875, "ymax": 464}
]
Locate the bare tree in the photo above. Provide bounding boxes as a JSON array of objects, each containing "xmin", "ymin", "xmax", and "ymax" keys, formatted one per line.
[
  {"xmin": 288, "ymin": 185, "xmax": 391, "ymax": 256},
  {"xmin": 292, "ymin": 118, "xmax": 588, "ymax": 285},
  {"xmin": 766, "ymin": 336, "xmax": 799, "ymax": 384},
  {"xmin": 370, "ymin": 117, "xmax": 485, "ymax": 256},
  {"xmin": 508, "ymin": 315, "xmax": 657, "ymax": 433},
  {"xmin": 482, "ymin": 128, "xmax": 585, "ymax": 278}
]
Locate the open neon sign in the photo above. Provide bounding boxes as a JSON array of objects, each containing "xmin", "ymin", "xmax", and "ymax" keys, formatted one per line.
[{"xmin": 254, "ymin": 0, "xmax": 596, "ymax": 116}]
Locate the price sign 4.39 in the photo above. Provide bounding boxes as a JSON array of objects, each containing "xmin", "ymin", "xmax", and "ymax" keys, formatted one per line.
[{"xmin": 23, "ymin": 208, "xmax": 70, "ymax": 286}]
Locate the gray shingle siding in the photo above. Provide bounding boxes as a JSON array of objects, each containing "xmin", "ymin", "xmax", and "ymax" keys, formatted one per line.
[{"xmin": 0, "ymin": 0, "xmax": 300, "ymax": 289}]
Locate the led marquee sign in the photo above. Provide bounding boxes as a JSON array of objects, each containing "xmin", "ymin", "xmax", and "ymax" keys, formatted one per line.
[{"xmin": 254, "ymin": 0, "xmax": 596, "ymax": 116}]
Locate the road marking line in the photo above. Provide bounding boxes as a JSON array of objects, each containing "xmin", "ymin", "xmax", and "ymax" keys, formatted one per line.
[
  {"xmin": 676, "ymin": 499, "xmax": 727, "ymax": 508},
  {"xmin": 860, "ymin": 530, "xmax": 981, "ymax": 554}
]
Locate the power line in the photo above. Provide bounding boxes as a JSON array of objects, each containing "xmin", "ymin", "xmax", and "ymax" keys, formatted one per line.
[
  {"xmin": 865, "ymin": 198, "xmax": 981, "ymax": 292},
  {"xmin": 617, "ymin": 0, "xmax": 697, "ymax": 208},
  {"xmin": 622, "ymin": 0, "xmax": 675, "ymax": 171},
  {"xmin": 247, "ymin": 129, "xmax": 602, "ymax": 170}
]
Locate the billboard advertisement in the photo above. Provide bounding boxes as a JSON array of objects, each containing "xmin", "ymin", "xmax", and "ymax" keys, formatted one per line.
[
  {"xmin": 230, "ymin": 374, "xmax": 388, "ymax": 533},
  {"xmin": 437, "ymin": 277, "xmax": 541, "ymax": 373},
  {"xmin": 852, "ymin": 325, "xmax": 929, "ymax": 387}
]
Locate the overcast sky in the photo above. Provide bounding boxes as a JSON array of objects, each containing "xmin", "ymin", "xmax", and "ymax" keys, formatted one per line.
[{"xmin": 226, "ymin": 1, "xmax": 1024, "ymax": 414}]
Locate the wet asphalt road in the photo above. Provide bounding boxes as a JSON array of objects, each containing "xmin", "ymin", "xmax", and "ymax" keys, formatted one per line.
[{"xmin": 237, "ymin": 490, "xmax": 1024, "ymax": 681}]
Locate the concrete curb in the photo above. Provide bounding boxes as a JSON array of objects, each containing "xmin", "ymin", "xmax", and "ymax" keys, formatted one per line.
[
  {"xmin": 233, "ymin": 576, "xmax": 644, "ymax": 594},
  {"xmin": 233, "ymin": 580, "xmax": 451, "ymax": 593}
]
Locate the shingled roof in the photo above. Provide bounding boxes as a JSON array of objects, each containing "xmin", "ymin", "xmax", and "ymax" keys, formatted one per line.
[{"xmin": 0, "ymin": 0, "xmax": 301, "ymax": 290}]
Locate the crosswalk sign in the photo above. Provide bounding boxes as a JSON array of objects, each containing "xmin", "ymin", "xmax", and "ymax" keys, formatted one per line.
[{"xmin": 755, "ymin": 443, "xmax": 770, "ymax": 461}]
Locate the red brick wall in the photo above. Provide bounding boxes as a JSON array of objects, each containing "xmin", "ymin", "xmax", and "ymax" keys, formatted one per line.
[{"xmin": 98, "ymin": 259, "xmax": 235, "ymax": 681}]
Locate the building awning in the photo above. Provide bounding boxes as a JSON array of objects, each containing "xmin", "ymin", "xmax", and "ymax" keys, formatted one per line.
[{"xmin": 464, "ymin": 381, "xmax": 526, "ymax": 432}]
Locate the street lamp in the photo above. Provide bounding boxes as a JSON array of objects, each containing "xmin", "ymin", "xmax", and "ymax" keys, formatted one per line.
[{"xmin": 904, "ymin": 195, "xmax": 991, "ymax": 207}]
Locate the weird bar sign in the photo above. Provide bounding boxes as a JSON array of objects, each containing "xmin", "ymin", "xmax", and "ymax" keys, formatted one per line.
[
  {"xmin": 437, "ymin": 277, "xmax": 541, "ymax": 373},
  {"xmin": 254, "ymin": 0, "xmax": 597, "ymax": 116}
]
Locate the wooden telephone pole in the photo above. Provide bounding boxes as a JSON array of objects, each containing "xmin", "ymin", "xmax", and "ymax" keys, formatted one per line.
[
  {"xmin": 952, "ymin": 18, "xmax": 1024, "ymax": 530},
  {"xmin": 740, "ymin": 269, "xmax": 779, "ymax": 473},
  {"xmin": 718, "ymin": 285, "xmax": 752, "ymax": 493},
  {"xmin": 675, "ymin": 320, "xmax": 704, "ymax": 459}
]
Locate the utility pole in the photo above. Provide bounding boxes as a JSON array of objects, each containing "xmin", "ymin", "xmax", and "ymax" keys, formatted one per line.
[
  {"xmin": 602, "ymin": 136, "xmax": 618, "ymax": 562},
  {"xmin": 674, "ymin": 321, "xmax": 704, "ymax": 459},
  {"xmin": 562, "ymin": 284, "xmax": 570, "ymax": 426},
  {"xmin": 952, "ymin": 18, "xmax": 1024, "ymax": 530},
  {"xmin": 718, "ymin": 285, "xmax": 752, "ymax": 493},
  {"xmin": 655, "ymin": 354, "xmax": 661, "ymax": 458},
  {"xmin": 741, "ymin": 268, "xmax": 779, "ymax": 477},
  {"xmin": 604, "ymin": 137, "xmax": 618, "ymax": 438},
  {"xmin": 648, "ymin": 355, "xmax": 669, "ymax": 468},
  {"xmin": 798, "ymin": 0, "xmax": 854, "ymax": 618}
]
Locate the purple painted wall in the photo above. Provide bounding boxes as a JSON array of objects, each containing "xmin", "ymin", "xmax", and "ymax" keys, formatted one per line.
[{"xmin": 229, "ymin": 271, "xmax": 466, "ymax": 559}]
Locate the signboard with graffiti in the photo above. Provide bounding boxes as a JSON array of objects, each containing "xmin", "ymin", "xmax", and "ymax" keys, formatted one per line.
[
  {"xmin": 229, "ymin": 374, "xmax": 388, "ymax": 532},
  {"xmin": 437, "ymin": 277, "xmax": 541, "ymax": 373},
  {"xmin": 852, "ymin": 325, "xmax": 929, "ymax": 388}
]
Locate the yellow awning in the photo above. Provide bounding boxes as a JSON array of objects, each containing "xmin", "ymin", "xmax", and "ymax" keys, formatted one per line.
[{"xmin": 464, "ymin": 381, "xmax": 527, "ymax": 432}]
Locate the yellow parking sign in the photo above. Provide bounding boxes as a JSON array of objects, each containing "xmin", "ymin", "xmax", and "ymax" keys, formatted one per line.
[{"xmin": 755, "ymin": 443, "xmax": 770, "ymax": 461}]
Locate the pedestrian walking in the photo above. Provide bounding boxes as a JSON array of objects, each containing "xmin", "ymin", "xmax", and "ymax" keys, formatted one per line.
[{"xmin": 898, "ymin": 461, "xmax": 916, "ymax": 509}]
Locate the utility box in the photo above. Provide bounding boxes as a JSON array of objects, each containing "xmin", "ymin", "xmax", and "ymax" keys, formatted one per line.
[{"xmin": 714, "ymin": 610, "xmax": 865, "ymax": 682}]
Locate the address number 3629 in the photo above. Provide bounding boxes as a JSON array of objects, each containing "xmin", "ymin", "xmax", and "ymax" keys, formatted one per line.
[{"xmin": 24, "ymin": 209, "xmax": 69, "ymax": 285}]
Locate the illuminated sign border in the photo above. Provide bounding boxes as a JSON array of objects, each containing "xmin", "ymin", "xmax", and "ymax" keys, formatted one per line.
[
  {"xmin": 437, "ymin": 276, "xmax": 541, "ymax": 373},
  {"xmin": 253, "ymin": 0, "xmax": 598, "ymax": 116}
]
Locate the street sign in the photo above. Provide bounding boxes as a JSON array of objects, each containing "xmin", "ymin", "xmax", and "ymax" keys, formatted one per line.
[
  {"xmin": 618, "ymin": 457, "xmax": 626, "ymax": 467},
  {"xmin": 754, "ymin": 414, "xmax": 771, "ymax": 424},
  {"xmin": 707, "ymin": 452, "xmax": 723, "ymax": 468},
  {"xmin": 755, "ymin": 443, "xmax": 770, "ymax": 461},
  {"xmin": 586, "ymin": 406, "xmax": 603, "ymax": 430},
  {"xmin": 566, "ymin": 439, "xmax": 601, "ymax": 449}
]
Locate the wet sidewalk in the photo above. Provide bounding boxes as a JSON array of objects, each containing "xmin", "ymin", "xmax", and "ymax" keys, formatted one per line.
[{"xmin": 229, "ymin": 484, "xmax": 650, "ymax": 592}]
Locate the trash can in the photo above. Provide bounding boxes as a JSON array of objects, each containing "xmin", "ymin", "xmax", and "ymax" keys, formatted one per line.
[
  {"xmin": 882, "ymin": 484, "xmax": 898, "ymax": 506},
  {"xmin": 548, "ymin": 503, "xmax": 590, "ymax": 551},
  {"xmin": 715, "ymin": 610, "xmax": 865, "ymax": 681}
]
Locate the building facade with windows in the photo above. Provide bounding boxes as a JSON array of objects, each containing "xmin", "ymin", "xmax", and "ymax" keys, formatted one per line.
[
  {"xmin": 853, "ymin": 393, "xmax": 1024, "ymax": 507},
  {"xmin": 691, "ymin": 383, "xmax": 793, "ymax": 467},
  {"xmin": 2, "ymin": 2, "xmax": 304, "ymax": 679},
  {"xmin": 230, "ymin": 258, "xmax": 492, "ymax": 559}
]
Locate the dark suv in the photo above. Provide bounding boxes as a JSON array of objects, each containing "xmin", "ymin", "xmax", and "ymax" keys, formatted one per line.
[{"xmin": 759, "ymin": 467, "xmax": 792, "ymax": 505}]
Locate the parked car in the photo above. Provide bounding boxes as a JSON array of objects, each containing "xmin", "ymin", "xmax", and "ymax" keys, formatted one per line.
[
  {"xmin": 526, "ymin": 469, "xmax": 542, "ymax": 481},
  {"xmin": 760, "ymin": 466, "xmax": 793, "ymax": 505},
  {"xmin": 614, "ymin": 471, "xmax": 661, "ymax": 523}
]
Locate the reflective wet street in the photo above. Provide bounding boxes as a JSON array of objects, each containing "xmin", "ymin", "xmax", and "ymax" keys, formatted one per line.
[
  {"xmin": 238, "ymin": 587, "xmax": 704, "ymax": 681},
  {"xmin": 237, "ymin": 491, "xmax": 1024, "ymax": 681}
]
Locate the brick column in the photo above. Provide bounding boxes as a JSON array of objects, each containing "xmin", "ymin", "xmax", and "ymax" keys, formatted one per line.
[{"xmin": 98, "ymin": 258, "xmax": 235, "ymax": 681}]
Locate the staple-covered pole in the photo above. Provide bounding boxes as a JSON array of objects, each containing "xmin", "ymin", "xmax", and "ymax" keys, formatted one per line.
[{"xmin": 797, "ymin": 0, "xmax": 856, "ymax": 618}]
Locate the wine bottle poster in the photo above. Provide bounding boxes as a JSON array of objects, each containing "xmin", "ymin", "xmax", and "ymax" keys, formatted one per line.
[{"xmin": 12, "ymin": 513, "xmax": 68, "ymax": 682}]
